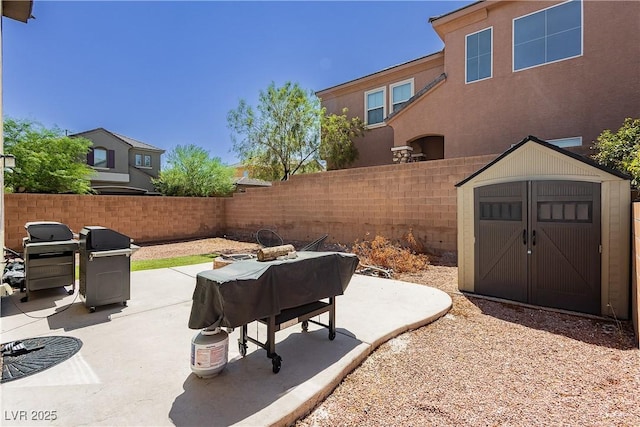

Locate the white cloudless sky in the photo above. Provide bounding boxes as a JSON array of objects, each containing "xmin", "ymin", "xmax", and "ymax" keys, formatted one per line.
[{"xmin": 3, "ymin": 0, "xmax": 473, "ymax": 165}]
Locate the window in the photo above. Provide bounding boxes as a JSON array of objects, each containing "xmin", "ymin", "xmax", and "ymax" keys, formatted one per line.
[
  {"xmin": 466, "ymin": 28, "xmax": 492, "ymax": 83},
  {"xmin": 93, "ymin": 148, "xmax": 108, "ymax": 168},
  {"xmin": 135, "ymin": 154, "xmax": 142, "ymax": 166},
  {"xmin": 390, "ymin": 79, "xmax": 414, "ymax": 112},
  {"xmin": 87, "ymin": 147, "xmax": 115, "ymax": 169},
  {"xmin": 513, "ymin": 0, "xmax": 582, "ymax": 71},
  {"xmin": 538, "ymin": 201, "xmax": 591, "ymax": 223},
  {"xmin": 365, "ymin": 87, "xmax": 385, "ymax": 126},
  {"xmin": 548, "ymin": 136, "xmax": 582, "ymax": 148},
  {"xmin": 144, "ymin": 155, "xmax": 151, "ymax": 167},
  {"xmin": 479, "ymin": 202, "xmax": 522, "ymax": 221}
]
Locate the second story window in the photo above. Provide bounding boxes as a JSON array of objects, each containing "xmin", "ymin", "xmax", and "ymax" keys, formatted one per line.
[
  {"xmin": 365, "ymin": 87, "xmax": 385, "ymax": 126},
  {"xmin": 144, "ymin": 155, "xmax": 151, "ymax": 167},
  {"xmin": 390, "ymin": 79, "xmax": 414, "ymax": 112},
  {"xmin": 513, "ymin": 0, "xmax": 582, "ymax": 72},
  {"xmin": 135, "ymin": 154, "xmax": 142, "ymax": 166},
  {"xmin": 87, "ymin": 147, "xmax": 115, "ymax": 169},
  {"xmin": 466, "ymin": 28, "xmax": 492, "ymax": 83},
  {"xmin": 94, "ymin": 148, "xmax": 107, "ymax": 168}
]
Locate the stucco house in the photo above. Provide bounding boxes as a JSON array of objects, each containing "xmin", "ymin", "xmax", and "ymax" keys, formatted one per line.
[
  {"xmin": 317, "ymin": 0, "xmax": 640, "ymax": 168},
  {"xmin": 71, "ymin": 128, "xmax": 164, "ymax": 195}
]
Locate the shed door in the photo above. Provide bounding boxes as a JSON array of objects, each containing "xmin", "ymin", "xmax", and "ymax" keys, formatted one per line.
[
  {"xmin": 530, "ymin": 181, "xmax": 601, "ymax": 314},
  {"xmin": 474, "ymin": 182, "xmax": 528, "ymax": 303},
  {"xmin": 474, "ymin": 181, "xmax": 601, "ymax": 315}
]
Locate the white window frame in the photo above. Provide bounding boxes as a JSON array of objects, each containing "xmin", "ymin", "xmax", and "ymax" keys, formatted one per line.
[
  {"xmin": 465, "ymin": 27, "xmax": 493, "ymax": 84},
  {"xmin": 389, "ymin": 78, "xmax": 414, "ymax": 113},
  {"xmin": 512, "ymin": 0, "xmax": 583, "ymax": 73},
  {"xmin": 364, "ymin": 86, "xmax": 386, "ymax": 128},
  {"xmin": 548, "ymin": 136, "xmax": 582, "ymax": 148},
  {"xmin": 144, "ymin": 154, "xmax": 152, "ymax": 167},
  {"xmin": 135, "ymin": 154, "xmax": 143, "ymax": 167}
]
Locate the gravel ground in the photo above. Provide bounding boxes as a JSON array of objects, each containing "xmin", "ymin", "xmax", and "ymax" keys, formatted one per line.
[{"xmin": 135, "ymin": 238, "xmax": 640, "ymax": 426}]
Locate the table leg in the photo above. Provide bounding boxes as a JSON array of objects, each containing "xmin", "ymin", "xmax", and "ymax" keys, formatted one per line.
[{"xmin": 238, "ymin": 324, "xmax": 248, "ymax": 357}]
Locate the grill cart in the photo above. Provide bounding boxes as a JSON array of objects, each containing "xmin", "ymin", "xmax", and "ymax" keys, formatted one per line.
[
  {"xmin": 189, "ymin": 251, "xmax": 359, "ymax": 373},
  {"xmin": 79, "ymin": 226, "xmax": 139, "ymax": 313},
  {"xmin": 21, "ymin": 222, "xmax": 79, "ymax": 302}
]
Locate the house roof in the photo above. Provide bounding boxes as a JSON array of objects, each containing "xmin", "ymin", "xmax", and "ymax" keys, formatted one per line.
[
  {"xmin": 233, "ymin": 176, "xmax": 272, "ymax": 187},
  {"xmin": 455, "ymin": 135, "xmax": 630, "ymax": 187},
  {"xmin": 2, "ymin": 0, "xmax": 33, "ymax": 23},
  {"xmin": 428, "ymin": 0, "xmax": 484, "ymax": 23},
  {"xmin": 71, "ymin": 128, "xmax": 165, "ymax": 153},
  {"xmin": 385, "ymin": 73, "xmax": 447, "ymax": 123},
  {"xmin": 316, "ymin": 51, "xmax": 444, "ymax": 96}
]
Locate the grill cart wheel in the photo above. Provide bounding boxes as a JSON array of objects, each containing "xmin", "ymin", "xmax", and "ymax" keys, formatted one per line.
[
  {"xmin": 271, "ymin": 355, "xmax": 282, "ymax": 374},
  {"xmin": 238, "ymin": 340, "xmax": 247, "ymax": 357},
  {"xmin": 301, "ymin": 320, "xmax": 308, "ymax": 332}
]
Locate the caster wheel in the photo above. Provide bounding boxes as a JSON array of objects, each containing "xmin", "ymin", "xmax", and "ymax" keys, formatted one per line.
[
  {"xmin": 89, "ymin": 307, "xmax": 96, "ymax": 313},
  {"xmin": 301, "ymin": 320, "xmax": 309, "ymax": 332},
  {"xmin": 238, "ymin": 341, "xmax": 247, "ymax": 357},
  {"xmin": 329, "ymin": 330, "xmax": 336, "ymax": 341},
  {"xmin": 67, "ymin": 289, "xmax": 74, "ymax": 295},
  {"xmin": 122, "ymin": 301, "xmax": 128, "ymax": 307},
  {"xmin": 272, "ymin": 355, "xmax": 282, "ymax": 374}
]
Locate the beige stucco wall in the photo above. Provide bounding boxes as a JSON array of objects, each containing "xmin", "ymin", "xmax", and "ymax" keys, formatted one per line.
[
  {"xmin": 631, "ymin": 203, "xmax": 640, "ymax": 347},
  {"xmin": 457, "ymin": 141, "xmax": 631, "ymax": 319},
  {"xmin": 318, "ymin": 54, "xmax": 445, "ymax": 168},
  {"xmin": 392, "ymin": 0, "xmax": 640, "ymax": 158}
]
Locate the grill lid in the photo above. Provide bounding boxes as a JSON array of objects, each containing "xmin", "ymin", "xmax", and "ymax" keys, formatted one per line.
[
  {"xmin": 25, "ymin": 221, "xmax": 74, "ymax": 242},
  {"xmin": 80, "ymin": 226, "xmax": 131, "ymax": 251}
]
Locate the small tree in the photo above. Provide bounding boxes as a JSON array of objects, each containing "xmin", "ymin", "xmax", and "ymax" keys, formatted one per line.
[
  {"xmin": 3, "ymin": 117, "xmax": 93, "ymax": 193},
  {"xmin": 227, "ymin": 82, "xmax": 324, "ymax": 181},
  {"xmin": 592, "ymin": 118, "xmax": 640, "ymax": 186},
  {"xmin": 152, "ymin": 144, "xmax": 234, "ymax": 197},
  {"xmin": 320, "ymin": 108, "xmax": 366, "ymax": 170}
]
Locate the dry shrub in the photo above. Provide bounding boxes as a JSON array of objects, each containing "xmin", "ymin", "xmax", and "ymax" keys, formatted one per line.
[{"xmin": 351, "ymin": 230, "xmax": 429, "ymax": 273}]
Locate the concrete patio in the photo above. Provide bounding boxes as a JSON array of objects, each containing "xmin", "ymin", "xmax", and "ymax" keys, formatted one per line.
[{"xmin": 1, "ymin": 263, "xmax": 451, "ymax": 426}]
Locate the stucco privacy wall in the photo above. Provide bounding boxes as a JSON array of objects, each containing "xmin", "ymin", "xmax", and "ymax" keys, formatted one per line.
[
  {"xmin": 4, "ymin": 194, "xmax": 225, "ymax": 250},
  {"xmin": 632, "ymin": 203, "xmax": 640, "ymax": 347},
  {"xmin": 225, "ymin": 156, "xmax": 494, "ymax": 251}
]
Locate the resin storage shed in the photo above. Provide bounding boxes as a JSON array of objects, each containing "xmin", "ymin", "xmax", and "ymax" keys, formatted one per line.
[{"xmin": 456, "ymin": 136, "xmax": 630, "ymax": 319}]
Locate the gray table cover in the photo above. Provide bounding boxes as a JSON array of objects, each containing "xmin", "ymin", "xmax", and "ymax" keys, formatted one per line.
[{"xmin": 188, "ymin": 251, "xmax": 359, "ymax": 330}]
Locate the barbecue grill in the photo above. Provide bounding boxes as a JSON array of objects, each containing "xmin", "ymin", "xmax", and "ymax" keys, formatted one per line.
[
  {"xmin": 21, "ymin": 221, "xmax": 79, "ymax": 302},
  {"xmin": 189, "ymin": 251, "xmax": 359, "ymax": 373},
  {"xmin": 79, "ymin": 226, "xmax": 138, "ymax": 312}
]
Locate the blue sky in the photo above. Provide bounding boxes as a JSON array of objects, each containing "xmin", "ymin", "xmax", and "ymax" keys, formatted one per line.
[{"xmin": 3, "ymin": 0, "xmax": 472, "ymax": 165}]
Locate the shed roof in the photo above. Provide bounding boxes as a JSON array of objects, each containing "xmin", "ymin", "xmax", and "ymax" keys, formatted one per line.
[{"xmin": 455, "ymin": 135, "xmax": 630, "ymax": 187}]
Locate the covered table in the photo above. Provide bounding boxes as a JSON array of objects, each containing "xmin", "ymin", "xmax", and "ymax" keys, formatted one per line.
[{"xmin": 188, "ymin": 251, "xmax": 359, "ymax": 373}]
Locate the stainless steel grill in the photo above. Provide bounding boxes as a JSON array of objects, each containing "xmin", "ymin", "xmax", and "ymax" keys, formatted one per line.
[
  {"xmin": 21, "ymin": 221, "xmax": 79, "ymax": 302},
  {"xmin": 79, "ymin": 226, "xmax": 138, "ymax": 312}
]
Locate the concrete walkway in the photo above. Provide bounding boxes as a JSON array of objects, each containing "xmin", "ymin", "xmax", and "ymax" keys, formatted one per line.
[{"xmin": 1, "ymin": 263, "xmax": 451, "ymax": 426}]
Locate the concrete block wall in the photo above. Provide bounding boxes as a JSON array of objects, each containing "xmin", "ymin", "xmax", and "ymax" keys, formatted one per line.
[
  {"xmin": 3, "ymin": 155, "xmax": 495, "ymax": 254},
  {"xmin": 632, "ymin": 203, "xmax": 640, "ymax": 347},
  {"xmin": 225, "ymin": 155, "xmax": 495, "ymax": 254},
  {"xmin": 4, "ymin": 194, "xmax": 225, "ymax": 250}
]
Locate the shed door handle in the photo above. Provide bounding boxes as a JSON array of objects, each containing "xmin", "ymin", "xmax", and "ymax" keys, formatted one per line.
[
  {"xmin": 522, "ymin": 229, "xmax": 527, "ymax": 245},
  {"xmin": 532, "ymin": 230, "xmax": 536, "ymax": 246}
]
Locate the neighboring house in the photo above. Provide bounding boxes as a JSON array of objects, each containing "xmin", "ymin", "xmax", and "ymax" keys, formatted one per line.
[
  {"xmin": 71, "ymin": 128, "xmax": 165, "ymax": 195},
  {"xmin": 317, "ymin": 0, "xmax": 640, "ymax": 168},
  {"xmin": 230, "ymin": 162, "xmax": 272, "ymax": 192}
]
